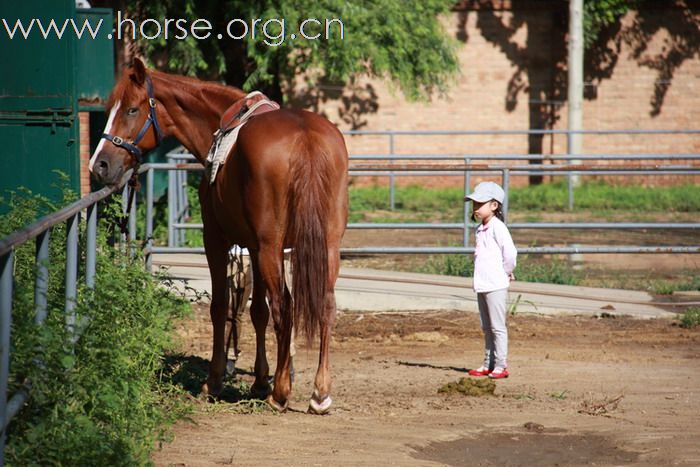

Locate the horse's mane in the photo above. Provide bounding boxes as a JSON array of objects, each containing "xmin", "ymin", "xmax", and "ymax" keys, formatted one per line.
[{"xmin": 107, "ymin": 67, "xmax": 246, "ymax": 112}]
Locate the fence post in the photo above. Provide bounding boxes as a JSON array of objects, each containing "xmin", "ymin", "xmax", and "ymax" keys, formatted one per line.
[
  {"xmin": 145, "ymin": 167, "xmax": 154, "ymax": 272},
  {"xmin": 35, "ymin": 231, "xmax": 50, "ymax": 324},
  {"xmin": 463, "ymin": 158, "xmax": 471, "ymax": 247},
  {"xmin": 389, "ymin": 133, "xmax": 395, "ymax": 210},
  {"xmin": 86, "ymin": 204, "xmax": 97, "ymax": 290},
  {"xmin": 168, "ymin": 166, "xmax": 175, "ymax": 248},
  {"xmin": 179, "ymin": 168, "xmax": 187, "ymax": 246},
  {"xmin": 0, "ymin": 251, "xmax": 14, "ymax": 465},
  {"xmin": 502, "ymin": 169, "xmax": 510, "ymax": 224},
  {"xmin": 65, "ymin": 213, "xmax": 79, "ymax": 339}
]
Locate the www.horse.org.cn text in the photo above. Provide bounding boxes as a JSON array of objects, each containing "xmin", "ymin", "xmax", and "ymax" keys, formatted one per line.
[{"xmin": 1, "ymin": 12, "xmax": 345, "ymax": 47}]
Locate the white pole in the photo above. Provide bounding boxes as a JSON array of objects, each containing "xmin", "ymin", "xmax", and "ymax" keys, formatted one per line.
[{"xmin": 567, "ymin": 0, "xmax": 584, "ymax": 209}]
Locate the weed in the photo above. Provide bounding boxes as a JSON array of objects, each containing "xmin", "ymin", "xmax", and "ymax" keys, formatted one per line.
[{"xmin": 680, "ymin": 307, "xmax": 700, "ymax": 329}]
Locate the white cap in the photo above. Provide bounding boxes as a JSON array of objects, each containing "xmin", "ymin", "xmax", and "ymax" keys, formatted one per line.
[{"xmin": 464, "ymin": 181, "xmax": 505, "ymax": 204}]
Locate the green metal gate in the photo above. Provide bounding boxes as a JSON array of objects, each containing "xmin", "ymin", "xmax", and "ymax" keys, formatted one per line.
[{"xmin": 0, "ymin": 0, "xmax": 79, "ymax": 206}]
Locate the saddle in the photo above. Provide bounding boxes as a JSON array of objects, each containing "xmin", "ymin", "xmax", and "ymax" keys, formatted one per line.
[
  {"xmin": 218, "ymin": 90, "xmax": 280, "ymax": 132},
  {"xmin": 206, "ymin": 91, "xmax": 280, "ymax": 184}
]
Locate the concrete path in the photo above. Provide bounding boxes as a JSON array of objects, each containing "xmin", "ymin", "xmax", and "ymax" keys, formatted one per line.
[{"xmin": 152, "ymin": 253, "xmax": 678, "ymax": 319}]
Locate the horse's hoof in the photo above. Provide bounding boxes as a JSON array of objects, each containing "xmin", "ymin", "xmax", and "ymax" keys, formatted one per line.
[
  {"xmin": 201, "ymin": 380, "xmax": 223, "ymax": 397},
  {"xmin": 250, "ymin": 382, "xmax": 272, "ymax": 400},
  {"xmin": 266, "ymin": 395, "xmax": 289, "ymax": 413},
  {"xmin": 308, "ymin": 393, "xmax": 332, "ymax": 415}
]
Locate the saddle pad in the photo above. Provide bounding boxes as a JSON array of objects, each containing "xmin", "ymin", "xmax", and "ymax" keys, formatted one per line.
[
  {"xmin": 206, "ymin": 91, "xmax": 280, "ymax": 185},
  {"xmin": 206, "ymin": 123, "xmax": 245, "ymax": 184}
]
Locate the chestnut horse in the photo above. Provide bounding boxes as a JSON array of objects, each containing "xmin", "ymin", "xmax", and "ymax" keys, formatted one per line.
[{"xmin": 90, "ymin": 59, "xmax": 348, "ymax": 414}]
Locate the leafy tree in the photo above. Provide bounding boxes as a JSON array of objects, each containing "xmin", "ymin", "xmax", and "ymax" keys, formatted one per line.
[
  {"xmin": 94, "ymin": 0, "xmax": 460, "ymax": 104},
  {"xmin": 454, "ymin": 0, "xmax": 699, "ymax": 183}
]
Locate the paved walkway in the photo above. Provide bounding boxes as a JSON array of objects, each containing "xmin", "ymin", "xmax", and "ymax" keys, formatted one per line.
[{"xmin": 152, "ymin": 253, "xmax": 679, "ymax": 319}]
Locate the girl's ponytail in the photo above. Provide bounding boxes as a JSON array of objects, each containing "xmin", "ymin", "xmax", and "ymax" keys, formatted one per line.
[{"xmin": 494, "ymin": 202, "xmax": 505, "ymax": 223}]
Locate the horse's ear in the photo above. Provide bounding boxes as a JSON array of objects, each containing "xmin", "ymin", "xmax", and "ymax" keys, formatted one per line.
[{"xmin": 129, "ymin": 58, "xmax": 147, "ymax": 86}]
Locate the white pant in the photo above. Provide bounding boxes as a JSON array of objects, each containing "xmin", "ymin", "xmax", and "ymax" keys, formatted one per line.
[{"xmin": 477, "ymin": 288, "xmax": 509, "ymax": 369}]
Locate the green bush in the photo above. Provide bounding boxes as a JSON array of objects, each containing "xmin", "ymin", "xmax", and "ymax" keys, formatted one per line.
[
  {"xmin": 680, "ymin": 307, "xmax": 700, "ymax": 329},
  {"xmin": 421, "ymin": 254, "xmax": 473, "ymax": 277},
  {"xmin": 515, "ymin": 256, "xmax": 579, "ymax": 286},
  {"xmin": 1, "ymin": 189, "xmax": 190, "ymax": 465}
]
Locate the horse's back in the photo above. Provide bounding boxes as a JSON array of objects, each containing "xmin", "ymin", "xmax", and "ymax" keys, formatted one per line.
[
  {"xmin": 226, "ymin": 108, "xmax": 347, "ymax": 245},
  {"xmin": 237, "ymin": 108, "xmax": 347, "ymax": 166}
]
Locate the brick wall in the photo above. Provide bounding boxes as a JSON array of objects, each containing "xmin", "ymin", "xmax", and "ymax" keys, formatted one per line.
[
  {"xmin": 79, "ymin": 112, "xmax": 91, "ymax": 196},
  {"xmin": 294, "ymin": 1, "xmax": 700, "ymax": 187}
]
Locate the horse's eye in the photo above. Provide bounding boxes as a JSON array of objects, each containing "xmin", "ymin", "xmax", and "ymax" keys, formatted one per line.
[{"xmin": 127, "ymin": 107, "xmax": 139, "ymax": 115}]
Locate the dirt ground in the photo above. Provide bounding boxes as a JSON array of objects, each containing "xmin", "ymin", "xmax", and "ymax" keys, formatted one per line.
[{"xmin": 153, "ymin": 303, "xmax": 700, "ymax": 466}]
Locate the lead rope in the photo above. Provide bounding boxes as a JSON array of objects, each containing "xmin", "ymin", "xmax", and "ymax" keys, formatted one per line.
[
  {"xmin": 225, "ymin": 247, "xmax": 248, "ymax": 374},
  {"xmin": 119, "ymin": 169, "xmax": 140, "ymax": 241}
]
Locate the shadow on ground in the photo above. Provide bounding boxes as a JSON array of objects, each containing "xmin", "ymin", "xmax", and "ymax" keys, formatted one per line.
[{"xmin": 161, "ymin": 353, "xmax": 258, "ymax": 403}]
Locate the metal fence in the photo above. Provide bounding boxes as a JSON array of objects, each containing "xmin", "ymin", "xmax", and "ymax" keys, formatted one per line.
[
  {"xmin": 155, "ymin": 128, "xmax": 700, "ymax": 255},
  {"xmin": 0, "ymin": 171, "xmax": 134, "ymax": 464}
]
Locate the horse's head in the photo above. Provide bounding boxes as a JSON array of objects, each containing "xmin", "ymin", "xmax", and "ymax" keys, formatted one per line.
[{"xmin": 89, "ymin": 58, "xmax": 164, "ymax": 185}]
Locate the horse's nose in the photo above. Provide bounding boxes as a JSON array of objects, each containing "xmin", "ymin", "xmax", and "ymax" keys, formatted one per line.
[{"xmin": 94, "ymin": 158, "xmax": 110, "ymax": 182}]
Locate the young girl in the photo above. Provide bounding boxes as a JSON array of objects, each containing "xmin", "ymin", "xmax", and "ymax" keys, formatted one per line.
[{"xmin": 465, "ymin": 181, "xmax": 517, "ymax": 379}]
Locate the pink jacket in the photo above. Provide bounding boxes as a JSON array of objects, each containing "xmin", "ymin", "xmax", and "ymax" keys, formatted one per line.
[{"xmin": 473, "ymin": 217, "xmax": 517, "ymax": 293}]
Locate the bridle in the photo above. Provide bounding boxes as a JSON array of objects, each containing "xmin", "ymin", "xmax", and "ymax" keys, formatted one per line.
[
  {"xmin": 101, "ymin": 74, "xmax": 164, "ymax": 237},
  {"xmin": 101, "ymin": 74, "xmax": 164, "ymax": 163}
]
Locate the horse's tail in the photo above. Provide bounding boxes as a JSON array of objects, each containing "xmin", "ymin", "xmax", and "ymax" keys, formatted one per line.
[{"xmin": 289, "ymin": 133, "xmax": 332, "ymax": 345}]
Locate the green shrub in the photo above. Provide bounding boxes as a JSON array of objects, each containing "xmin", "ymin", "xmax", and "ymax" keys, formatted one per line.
[
  {"xmin": 651, "ymin": 275, "xmax": 700, "ymax": 295},
  {"xmin": 1, "ymin": 189, "xmax": 190, "ymax": 465},
  {"xmin": 680, "ymin": 307, "xmax": 700, "ymax": 329},
  {"xmin": 421, "ymin": 254, "xmax": 473, "ymax": 277},
  {"xmin": 515, "ymin": 256, "xmax": 579, "ymax": 285}
]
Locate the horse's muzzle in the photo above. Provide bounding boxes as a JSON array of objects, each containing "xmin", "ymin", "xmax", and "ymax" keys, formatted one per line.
[{"xmin": 90, "ymin": 152, "xmax": 124, "ymax": 186}]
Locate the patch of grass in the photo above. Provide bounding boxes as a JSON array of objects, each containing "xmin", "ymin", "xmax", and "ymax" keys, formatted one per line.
[
  {"xmin": 516, "ymin": 256, "xmax": 580, "ymax": 285},
  {"xmin": 420, "ymin": 254, "xmax": 473, "ymax": 277},
  {"xmin": 349, "ymin": 184, "xmax": 463, "ymax": 223},
  {"xmin": 549, "ymin": 390, "xmax": 569, "ymax": 400},
  {"xmin": 680, "ymin": 307, "xmax": 700, "ymax": 329},
  {"xmin": 438, "ymin": 377, "xmax": 496, "ymax": 396},
  {"xmin": 509, "ymin": 180, "xmax": 700, "ymax": 212},
  {"xmin": 348, "ymin": 181, "xmax": 700, "ymax": 221},
  {"xmin": 651, "ymin": 275, "xmax": 700, "ymax": 295},
  {"xmin": 421, "ymin": 253, "xmax": 580, "ymax": 286}
]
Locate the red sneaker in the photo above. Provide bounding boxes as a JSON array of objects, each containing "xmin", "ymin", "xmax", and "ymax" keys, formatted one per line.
[
  {"xmin": 488, "ymin": 367, "xmax": 509, "ymax": 379},
  {"xmin": 468, "ymin": 366, "xmax": 491, "ymax": 377}
]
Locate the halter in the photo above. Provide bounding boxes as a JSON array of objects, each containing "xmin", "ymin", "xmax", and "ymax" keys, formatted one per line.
[{"xmin": 101, "ymin": 75, "xmax": 164, "ymax": 163}]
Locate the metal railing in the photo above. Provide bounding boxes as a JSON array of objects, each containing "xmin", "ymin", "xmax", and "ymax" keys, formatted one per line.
[
  {"xmin": 149, "ymin": 159, "xmax": 700, "ymax": 255},
  {"xmin": 157, "ymin": 127, "xmax": 700, "ymax": 255},
  {"xmin": 0, "ymin": 171, "xmax": 135, "ymax": 464},
  {"xmin": 343, "ymin": 128, "xmax": 700, "ymax": 210}
]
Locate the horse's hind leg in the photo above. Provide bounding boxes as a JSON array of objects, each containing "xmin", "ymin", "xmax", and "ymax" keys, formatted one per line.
[
  {"xmin": 309, "ymin": 243, "xmax": 341, "ymax": 415},
  {"xmin": 248, "ymin": 251, "xmax": 271, "ymax": 398},
  {"xmin": 256, "ymin": 244, "xmax": 293, "ymax": 411}
]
